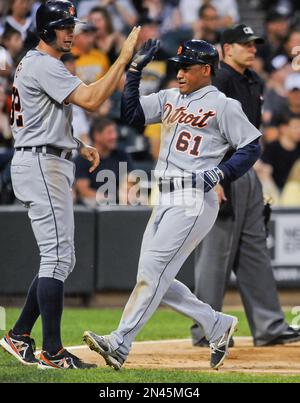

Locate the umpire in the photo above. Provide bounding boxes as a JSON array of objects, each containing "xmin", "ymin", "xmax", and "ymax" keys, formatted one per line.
[{"xmin": 191, "ymin": 24, "xmax": 300, "ymax": 347}]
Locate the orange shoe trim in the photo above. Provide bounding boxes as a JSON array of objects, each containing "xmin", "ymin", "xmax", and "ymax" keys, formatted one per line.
[
  {"xmin": 39, "ymin": 352, "xmax": 61, "ymax": 369},
  {"xmin": 6, "ymin": 334, "xmax": 21, "ymax": 356}
]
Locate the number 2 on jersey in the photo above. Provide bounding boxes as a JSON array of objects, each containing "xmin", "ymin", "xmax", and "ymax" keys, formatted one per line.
[
  {"xmin": 10, "ymin": 86, "xmax": 24, "ymax": 128},
  {"xmin": 175, "ymin": 131, "xmax": 203, "ymax": 157}
]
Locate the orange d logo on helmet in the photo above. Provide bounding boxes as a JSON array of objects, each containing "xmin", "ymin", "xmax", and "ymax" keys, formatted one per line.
[{"xmin": 177, "ymin": 46, "xmax": 183, "ymax": 56}]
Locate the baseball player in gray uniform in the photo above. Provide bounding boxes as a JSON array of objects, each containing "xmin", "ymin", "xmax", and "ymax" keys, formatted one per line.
[
  {"xmin": 0, "ymin": 0, "xmax": 140, "ymax": 369},
  {"xmin": 84, "ymin": 39, "xmax": 261, "ymax": 370}
]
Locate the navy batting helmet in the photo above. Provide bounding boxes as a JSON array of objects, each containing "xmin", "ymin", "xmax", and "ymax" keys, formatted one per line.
[
  {"xmin": 169, "ymin": 40, "xmax": 219, "ymax": 74},
  {"xmin": 36, "ymin": 0, "xmax": 81, "ymax": 44}
]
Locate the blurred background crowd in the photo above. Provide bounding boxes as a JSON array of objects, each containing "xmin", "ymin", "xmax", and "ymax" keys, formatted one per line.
[{"xmin": 1, "ymin": 0, "xmax": 300, "ymax": 207}]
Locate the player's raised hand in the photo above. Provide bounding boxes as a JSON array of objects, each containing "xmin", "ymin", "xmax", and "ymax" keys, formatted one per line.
[
  {"xmin": 80, "ymin": 144, "xmax": 100, "ymax": 173},
  {"xmin": 129, "ymin": 39, "xmax": 160, "ymax": 72},
  {"xmin": 119, "ymin": 26, "xmax": 141, "ymax": 65}
]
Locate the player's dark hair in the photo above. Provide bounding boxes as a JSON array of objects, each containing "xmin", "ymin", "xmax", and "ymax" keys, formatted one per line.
[
  {"xmin": 89, "ymin": 118, "xmax": 116, "ymax": 142},
  {"xmin": 89, "ymin": 6, "xmax": 114, "ymax": 35}
]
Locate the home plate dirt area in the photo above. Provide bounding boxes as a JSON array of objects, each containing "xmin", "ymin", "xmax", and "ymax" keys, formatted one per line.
[{"xmin": 72, "ymin": 337, "xmax": 300, "ymax": 374}]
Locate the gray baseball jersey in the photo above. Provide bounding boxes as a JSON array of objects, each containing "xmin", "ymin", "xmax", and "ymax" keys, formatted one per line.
[
  {"xmin": 140, "ymin": 84, "xmax": 261, "ymax": 179},
  {"xmin": 106, "ymin": 84, "xmax": 248, "ymax": 361},
  {"xmin": 11, "ymin": 49, "xmax": 82, "ymax": 149}
]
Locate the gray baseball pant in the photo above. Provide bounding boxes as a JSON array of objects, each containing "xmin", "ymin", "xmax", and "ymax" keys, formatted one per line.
[
  {"xmin": 108, "ymin": 189, "xmax": 235, "ymax": 360},
  {"xmin": 11, "ymin": 149, "xmax": 76, "ymax": 282}
]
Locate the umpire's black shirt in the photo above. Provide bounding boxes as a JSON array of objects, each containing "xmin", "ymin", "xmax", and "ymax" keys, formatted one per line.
[
  {"xmin": 212, "ymin": 61, "xmax": 264, "ymax": 216},
  {"xmin": 212, "ymin": 61, "xmax": 264, "ymax": 129}
]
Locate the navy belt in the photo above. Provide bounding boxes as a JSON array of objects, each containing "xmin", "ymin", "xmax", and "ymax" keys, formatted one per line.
[{"xmin": 15, "ymin": 145, "xmax": 72, "ymax": 161}]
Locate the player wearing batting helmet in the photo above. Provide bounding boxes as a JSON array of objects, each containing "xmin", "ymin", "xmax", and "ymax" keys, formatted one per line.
[
  {"xmin": 83, "ymin": 38, "xmax": 262, "ymax": 370},
  {"xmin": 36, "ymin": 0, "xmax": 81, "ymax": 44},
  {"xmin": 168, "ymin": 39, "xmax": 219, "ymax": 74},
  {"xmin": 0, "ymin": 0, "xmax": 140, "ymax": 369}
]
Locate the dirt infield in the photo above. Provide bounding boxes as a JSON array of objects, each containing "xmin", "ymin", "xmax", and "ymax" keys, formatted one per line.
[{"xmin": 74, "ymin": 337, "xmax": 300, "ymax": 374}]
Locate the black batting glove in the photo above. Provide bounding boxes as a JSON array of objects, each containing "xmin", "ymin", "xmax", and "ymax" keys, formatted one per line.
[
  {"xmin": 129, "ymin": 39, "xmax": 160, "ymax": 72},
  {"xmin": 203, "ymin": 167, "xmax": 224, "ymax": 192}
]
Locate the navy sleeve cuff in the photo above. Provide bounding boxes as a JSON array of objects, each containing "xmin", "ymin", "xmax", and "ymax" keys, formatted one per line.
[
  {"xmin": 121, "ymin": 71, "xmax": 145, "ymax": 131},
  {"xmin": 218, "ymin": 138, "xmax": 261, "ymax": 182}
]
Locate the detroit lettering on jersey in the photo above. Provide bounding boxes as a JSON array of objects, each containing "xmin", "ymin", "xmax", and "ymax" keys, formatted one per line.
[
  {"xmin": 140, "ymin": 85, "xmax": 261, "ymax": 180},
  {"xmin": 163, "ymin": 103, "xmax": 216, "ymax": 128}
]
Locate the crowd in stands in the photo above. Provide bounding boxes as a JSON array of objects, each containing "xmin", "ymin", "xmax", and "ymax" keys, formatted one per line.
[{"xmin": 1, "ymin": 0, "xmax": 300, "ymax": 206}]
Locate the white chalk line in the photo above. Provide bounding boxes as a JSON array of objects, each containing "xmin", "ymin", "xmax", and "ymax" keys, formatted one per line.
[{"xmin": 37, "ymin": 336, "xmax": 252, "ymax": 353}]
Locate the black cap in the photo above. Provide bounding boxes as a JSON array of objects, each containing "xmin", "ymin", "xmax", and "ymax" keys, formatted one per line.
[{"xmin": 221, "ymin": 24, "xmax": 264, "ymax": 46}]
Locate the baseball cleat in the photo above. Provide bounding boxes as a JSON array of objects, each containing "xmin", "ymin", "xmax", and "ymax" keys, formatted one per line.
[
  {"xmin": 210, "ymin": 316, "xmax": 238, "ymax": 370},
  {"xmin": 0, "ymin": 330, "xmax": 38, "ymax": 365},
  {"xmin": 38, "ymin": 348, "xmax": 97, "ymax": 369},
  {"xmin": 83, "ymin": 331, "xmax": 124, "ymax": 370}
]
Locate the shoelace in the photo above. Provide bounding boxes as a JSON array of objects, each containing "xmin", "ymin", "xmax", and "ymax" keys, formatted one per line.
[
  {"xmin": 20, "ymin": 336, "xmax": 36, "ymax": 358},
  {"xmin": 210, "ymin": 343, "xmax": 216, "ymax": 353},
  {"xmin": 209, "ymin": 342, "xmax": 224, "ymax": 354}
]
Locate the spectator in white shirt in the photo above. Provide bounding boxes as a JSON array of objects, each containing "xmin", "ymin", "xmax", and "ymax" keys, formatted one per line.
[
  {"xmin": 3, "ymin": 0, "xmax": 38, "ymax": 50},
  {"xmin": 5, "ymin": 0, "xmax": 33, "ymax": 40}
]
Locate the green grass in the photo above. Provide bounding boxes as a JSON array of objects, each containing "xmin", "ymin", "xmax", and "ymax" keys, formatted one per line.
[
  {"xmin": 0, "ymin": 308, "xmax": 299, "ymax": 383},
  {"xmin": 0, "ymin": 308, "xmax": 252, "ymax": 348},
  {"xmin": 1, "ymin": 366, "xmax": 300, "ymax": 383}
]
